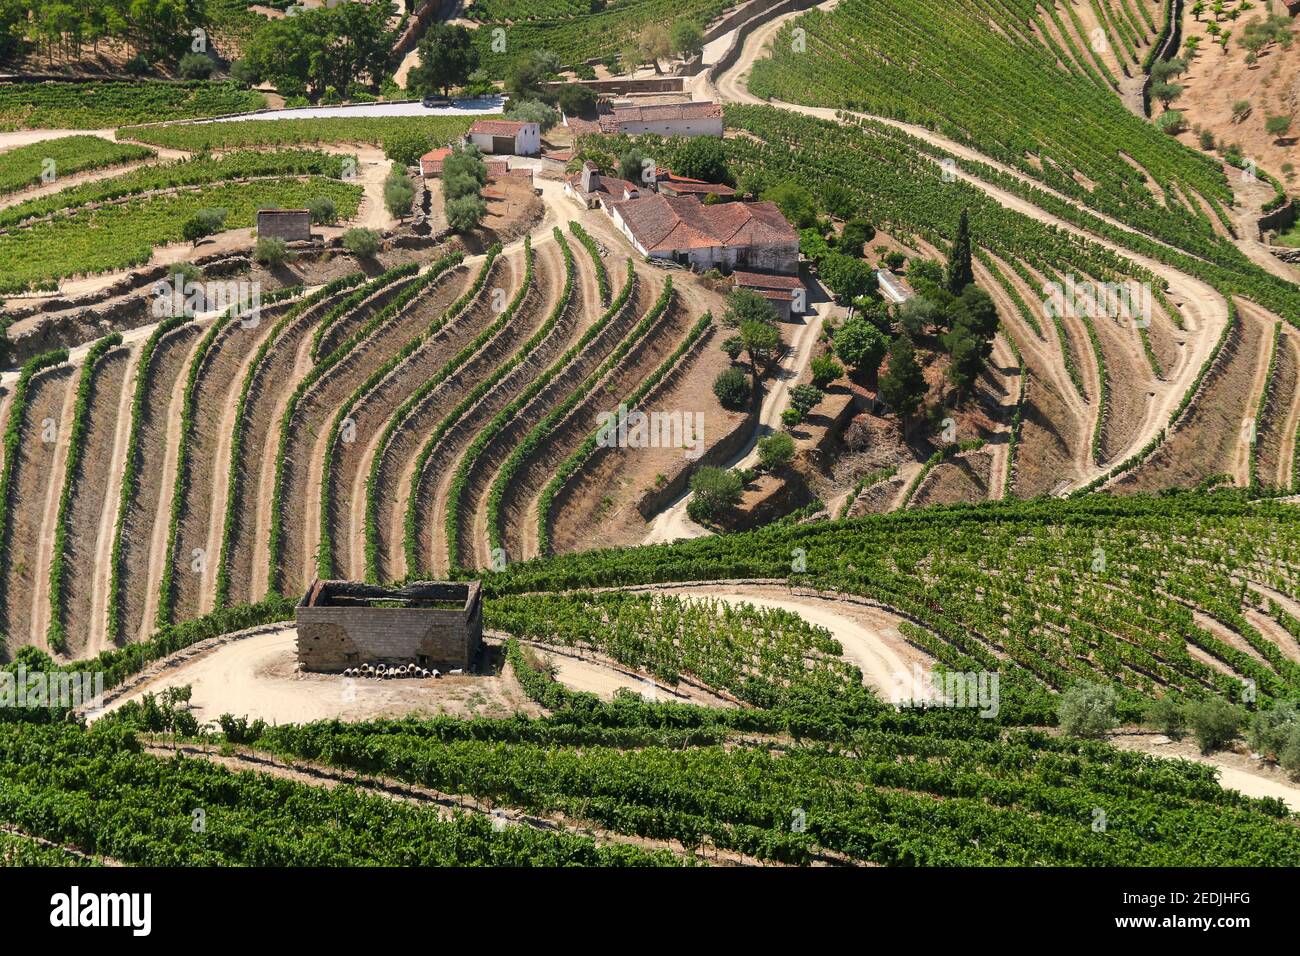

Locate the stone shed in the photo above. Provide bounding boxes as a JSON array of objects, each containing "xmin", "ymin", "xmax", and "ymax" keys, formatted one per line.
[
  {"xmin": 296, "ymin": 580, "xmax": 483, "ymax": 672},
  {"xmin": 257, "ymin": 208, "xmax": 312, "ymax": 242}
]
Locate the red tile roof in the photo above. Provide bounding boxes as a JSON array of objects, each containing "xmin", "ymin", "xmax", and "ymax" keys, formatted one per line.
[
  {"xmin": 419, "ymin": 147, "xmax": 452, "ymax": 177},
  {"xmin": 732, "ymin": 270, "xmax": 804, "ymax": 290},
  {"xmin": 600, "ymin": 101, "xmax": 722, "ymax": 132},
  {"xmin": 611, "ymin": 195, "xmax": 797, "ymax": 253},
  {"xmin": 733, "ymin": 270, "xmax": 803, "ymax": 302},
  {"xmin": 468, "ymin": 119, "xmax": 531, "ymax": 136}
]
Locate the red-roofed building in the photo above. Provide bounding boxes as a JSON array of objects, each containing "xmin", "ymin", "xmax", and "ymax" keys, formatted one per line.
[
  {"xmin": 608, "ymin": 194, "xmax": 799, "ymax": 273},
  {"xmin": 598, "ymin": 101, "xmax": 723, "ymax": 137},
  {"xmin": 466, "ymin": 118, "xmax": 541, "ymax": 155},
  {"xmin": 419, "ymin": 147, "xmax": 452, "ymax": 178},
  {"xmin": 656, "ymin": 170, "xmax": 736, "ymax": 200},
  {"xmin": 731, "ymin": 270, "xmax": 806, "ymax": 320},
  {"xmin": 564, "ymin": 160, "xmax": 642, "ymax": 209}
]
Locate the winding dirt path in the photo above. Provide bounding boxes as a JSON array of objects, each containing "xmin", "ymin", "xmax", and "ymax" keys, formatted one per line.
[
  {"xmin": 27, "ymin": 371, "xmax": 79, "ymax": 645},
  {"xmin": 705, "ymin": 2, "xmax": 1227, "ymax": 498},
  {"xmin": 137, "ymin": 324, "xmax": 207, "ymax": 639},
  {"xmin": 84, "ymin": 340, "xmax": 144, "ymax": 655}
]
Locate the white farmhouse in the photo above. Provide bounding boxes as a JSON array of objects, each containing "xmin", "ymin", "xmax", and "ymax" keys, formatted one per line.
[{"xmin": 465, "ymin": 119, "xmax": 541, "ymax": 156}]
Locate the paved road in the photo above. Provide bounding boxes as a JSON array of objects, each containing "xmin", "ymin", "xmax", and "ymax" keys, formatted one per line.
[{"xmin": 203, "ymin": 97, "xmax": 506, "ymax": 123}]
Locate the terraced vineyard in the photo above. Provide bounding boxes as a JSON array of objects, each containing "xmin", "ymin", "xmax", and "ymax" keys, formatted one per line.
[
  {"xmin": 4, "ymin": 0, "xmax": 1300, "ymax": 878},
  {"xmin": 0, "ymin": 223, "xmax": 727, "ymax": 646}
]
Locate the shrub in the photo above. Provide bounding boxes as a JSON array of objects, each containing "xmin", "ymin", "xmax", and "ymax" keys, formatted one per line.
[
  {"xmin": 832, "ymin": 317, "xmax": 888, "ymax": 376},
  {"xmin": 178, "ymin": 52, "xmax": 214, "ymax": 80},
  {"xmin": 383, "ymin": 169, "xmax": 415, "ymax": 219},
  {"xmin": 789, "ymin": 383, "xmax": 822, "ymax": 417},
  {"xmin": 758, "ymin": 431, "xmax": 796, "ymax": 471},
  {"xmin": 720, "ymin": 335, "xmax": 744, "ymax": 362},
  {"xmin": 446, "ymin": 193, "xmax": 487, "ymax": 232},
  {"xmin": 1248, "ymin": 701, "xmax": 1298, "ymax": 757},
  {"xmin": 1057, "ymin": 682, "xmax": 1117, "ymax": 738},
  {"xmin": 1186, "ymin": 698, "xmax": 1245, "ymax": 754},
  {"xmin": 254, "ymin": 236, "xmax": 290, "ymax": 266},
  {"xmin": 713, "ymin": 367, "xmax": 750, "ymax": 409},
  {"xmin": 229, "ymin": 58, "xmax": 260, "ymax": 87},
  {"xmin": 810, "ymin": 354, "xmax": 844, "ymax": 388},
  {"xmin": 342, "ymin": 227, "xmax": 381, "ymax": 258},
  {"xmin": 839, "ymin": 217, "xmax": 875, "ymax": 256},
  {"xmin": 308, "ymin": 196, "xmax": 338, "ymax": 224},
  {"xmin": 506, "ymin": 98, "xmax": 561, "ymax": 132},
  {"xmin": 181, "ymin": 206, "xmax": 227, "ymax": 244},
  {"xmin": 781, "ymin": 408, "xmax": 802, "ymax": 428},
  {"xmin": 1155, "ymin": 110, "xmax": 1186, "ymax": 134},
  {"xmin": 686, "ymin": 466, "xmax": 743, "ymax": 523},
  {"xmin": 1143, "ymin": 695, "xmax": 1186, "ymax": 740}
]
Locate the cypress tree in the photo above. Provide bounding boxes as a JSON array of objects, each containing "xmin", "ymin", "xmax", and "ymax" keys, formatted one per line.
[{"xmin": 946, "ymin": 208, "xmax": 974, "ymax": 294}]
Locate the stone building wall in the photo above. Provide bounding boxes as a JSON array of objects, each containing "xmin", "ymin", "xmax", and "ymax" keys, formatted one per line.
[{"xmin": 296, "ymin": 581, "xmax": 482, "ymax": 672}]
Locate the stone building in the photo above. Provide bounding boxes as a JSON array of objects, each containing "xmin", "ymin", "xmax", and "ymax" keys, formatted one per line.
[
  {"xmin": 257, "ymin": 208, "xmax": 311, "ymax": 242},
  {"xmin": 608, "ymin": 194, "xmax": 799, "ymax": 273},
  {"xmin": 296, "ymin": 580, "xmax": 483, "ymax": 672}
]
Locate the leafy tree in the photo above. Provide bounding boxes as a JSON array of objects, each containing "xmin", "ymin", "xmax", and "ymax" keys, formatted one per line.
[
  {"xmin": 1151, "ymin": 81, "xmax": 1184, "ymax": 108},
  {"xmin": 722, "ymin": 288, "xmax": 779, "ymax": 328},
  {"xmin": 254, "ymin": 236, "xmax": 290, "ymax": 266},
  {"xmin": 408, "ymin": 24, "xmax": 479, "ymax": 97},
  {"xmin": 908, "ymin": 258, "xmax": 945, "ymax": 288},
  {"xmin": 637, "ymin": 23, "xmax": 671, "ymax": 74},
  {"xmin": 505, "ymin": 56, "xmax": 548, "ymax": 101},
  {"xmin": 1266, "ymin": 114, "xmax": 1293, "ymax": 142},
  {"xmin": 673, "ymin": 136, "xmax": 730, "ymax": 184},
  {"xmin": 554, "ymin": 83, "xmax": 597, "ymax": 117},
  {"xmin": 945, "ymin": 208, "xmax": 973, "ymax": 294},
  {"xmin": 1144, "ymin": 696, "xmax": 1186, "ymax": 740},
  {"xmin": 855, "ymin": 298, "xmax": 894, "ymax": 335},
  {"xmin": 343, "ymin": 227, "xmax": 381, "ymax": 258},
  {"xmin": 942, "ymin": 322, "xmax": 985, "ymax": 396},
  {"xmin": 810, "ymin": 354, "xmax": 843, "ymax": 388},
  {"xmin": 229, "ymin": 58, "xmax": 259, "ymax": 88},
  {"xmin": 1057, "ymin": 683, "xmax": 1118, "ymax": 738},
  {"xmin": 740, "ymin": 318, "xmax": 781, "ymax": 371},
  {"xmin": 670, "ymin": 20, "xmax": 705, "ymax": 57},
  {"xmin": 506, "ymin": 98, "xmax": 561, "ymax": 133},
  {"xmin": 245, "ymin": 2, "xmax": 394, "ymax": 99},
  {"xmin": 307, "ymin": 196, "xmax": 338, "ymax": 225},
  {"xmin": 618, "ymin": 146, "xmax": 654, "ymax": 185},
  {"xmin": 384, "ymin": 169, "xmax": 415, "ymax": 220},
  {"xmin": 833, "ymin": 317, "xmax": 888, "ymax": 377},
  {"xmin": 182, "ymin": 206, "xmax": 226, "ymax": 245},
  {"xmin": 446, "ymin": 193, "xmax": 487, "ymax": 232},
  {"xmin": 1186, "ymin": 698, "xmax": 1245, "ymax": 754},
  {"xmin": 820, "ymin": 252, "xmax": 876, "ymax": 300},
  {"xmin": 1248, "ymin": 701, "xmax": 1298, "ymax": 757},
  {"xmin": 758, "ymin": 431, "xmax": 796, "ymax": 471},
  {"xmin": 713, "ymin": 367, "xmax": 750, "ymax": 409},
  {"xmin": 878, "ymin": 335, "xmax": 926, "ymax": 423},
  {"xmin": 687, "ymin": 466, "xmax": 743, "ymax": 523},
  {"xmin": 761, "ymin": 181, "xmax": 817, "ymax": 228},
  {"xmin": 839, "ymin": 218, "xmax": 875, "ymax": 256}
]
